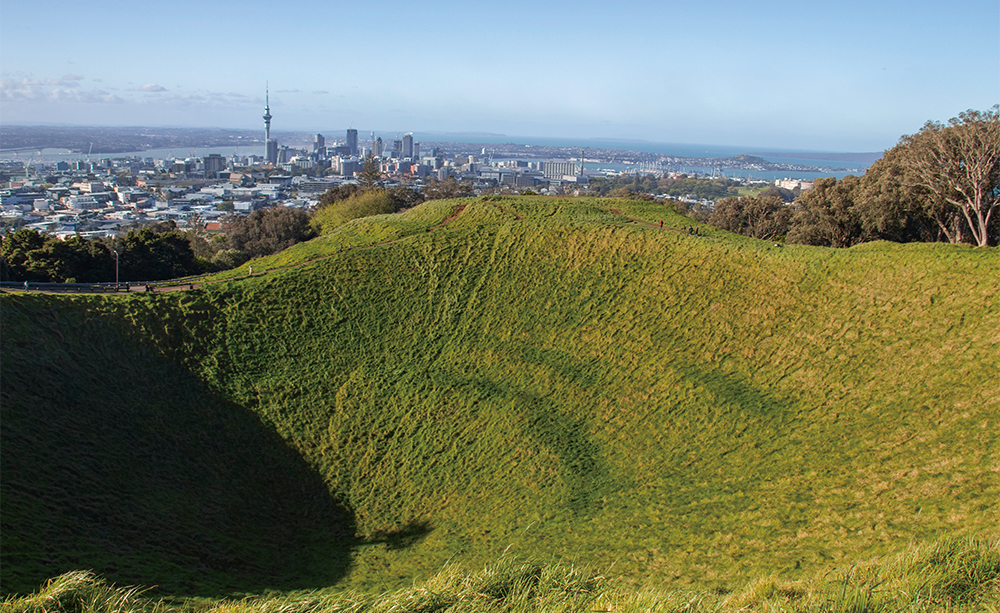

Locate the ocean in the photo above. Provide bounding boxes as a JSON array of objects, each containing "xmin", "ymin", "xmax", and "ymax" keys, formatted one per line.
[{"xmin": 9, "ymin": 137, "xmax": 880, "ymax": 181}]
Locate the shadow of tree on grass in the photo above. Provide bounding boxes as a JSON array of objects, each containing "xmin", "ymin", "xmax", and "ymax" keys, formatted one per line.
[
  {"xmin": 359, "ymin": 519, "xmax": 434, "ymax": 551},
  {"xmin": 0, "ymin": 296, "xmax": 357, "ymax": 598}
]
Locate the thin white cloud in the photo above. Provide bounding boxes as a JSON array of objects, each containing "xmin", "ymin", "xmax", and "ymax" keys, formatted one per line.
[
  {"xmin": 1, "ymin": 76, "xmax": 126, "ymax": 104},
  {"xmin": 2, "ymin": 74, "xmax": 274, "ymax": 127},
  {"xmin": 1, "ymin": 77, "xmax": 46, "ymax": 101},
  {"xmin": 43, "ymin": 75, "xmax": 83, "ymax": 88},
  {"xmin": 55, "ymin": 88, "xmax": 121, "ymax": 103}
]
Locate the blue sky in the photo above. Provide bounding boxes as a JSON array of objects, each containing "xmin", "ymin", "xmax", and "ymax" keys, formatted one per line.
[{"xmin": 1, "ymin": 0, "xmax": 997, "ymax": 152}]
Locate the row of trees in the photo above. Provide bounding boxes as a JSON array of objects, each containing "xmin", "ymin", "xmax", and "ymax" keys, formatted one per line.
[
  {"xmin": 0, "ymin": 208, "xmax": 318, "ymax": 283},
  {"xmin": 707, "ymin": 108, "xmax": 999, "ymax": 247},
  {"xmin": 1, "ymin": 225, "xmax": 202, "ymax": 283},
  {"xmin": 588, "ymin": 174, "xmax": 752, "ymax": 201}
]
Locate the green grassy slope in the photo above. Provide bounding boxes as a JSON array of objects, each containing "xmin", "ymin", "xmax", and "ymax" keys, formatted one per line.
[
  {"xmin": 2, "ymin": 196, "xmax": 997, "ymax": 597},
  {"xmin": 0, "ymin": 298, "xmax": 355, "ymax": 596}
]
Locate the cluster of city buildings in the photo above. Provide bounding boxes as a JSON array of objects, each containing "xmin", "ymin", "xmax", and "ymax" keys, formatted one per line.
[
  {"xmin": 262, "ymin": 90, "xmax": 592, "ymax": 188},
  {"xmin": 0, "ymin": 94, "xmax": 605, "ymax": 238},
  {"xmin": 0, "ymin": 91, "xmax": 810, "ymax": 239}
]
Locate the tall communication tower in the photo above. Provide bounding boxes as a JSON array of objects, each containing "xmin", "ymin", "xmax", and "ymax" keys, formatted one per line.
[{"xmin": 263, "ymin": 85, "xmax": 278, "ymax": 164}]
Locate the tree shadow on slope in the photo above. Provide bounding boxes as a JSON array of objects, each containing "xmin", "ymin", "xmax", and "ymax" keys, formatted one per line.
[
  {"xmin": 358, "ymin": 519, "xmax": 434, "ymax": 551},
  {"xmin": 0, "ymin": 297, "xmax": 357, "ymax": 598},
  {"xmin": 445, "ymin": 374, "xmax": 610, "ymax": 516}
]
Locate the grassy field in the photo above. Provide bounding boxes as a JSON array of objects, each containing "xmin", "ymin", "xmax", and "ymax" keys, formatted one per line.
[{"xmin": 2, "ymin": 196, "xmax": 997, "ymax": 605}]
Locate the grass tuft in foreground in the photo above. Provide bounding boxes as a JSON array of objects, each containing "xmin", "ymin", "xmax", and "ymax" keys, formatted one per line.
[
  {"xmin": 5, "ymin": 537, "xmax": 997, "ymax": 613},
  {"xmin": 1, "ymin": 570, "xmax": 168, "ymax": 613}
]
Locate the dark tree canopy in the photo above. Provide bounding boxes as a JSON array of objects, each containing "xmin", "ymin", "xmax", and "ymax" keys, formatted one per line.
[
  {"xmin": 657, "ymin": 176, "xmax": 740, "ymax": 201},
  {"xmin": 709, "ymin": 196, "xmax": 791, "ymax": 240},
  {"xmin": 759, "ymin": 186, "xmax": 797, "ymax": 203},
  {"xmin": 386, "ymin": 186, "xmax": 425, "ymax": 210},
  {"xmin": 786, "ymin": 176, "xmax": 864, "ymax": 247},
  {"xmin": 855, "ymin": 147, "xmax": 938, "ymax": 243},
  {"xmin": 226, "ymin": 208, "xmax": 317, "ymax": 260},
  {"xmin": 114, "ymin": 228, "xmax": 203, "ymax": 281},
  {"xmin": 1, "ymin": 226, "xmax": 204, "ymax": 283}
]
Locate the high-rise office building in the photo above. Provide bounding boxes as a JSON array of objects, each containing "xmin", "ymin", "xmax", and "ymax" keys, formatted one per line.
[
  {"xmin": 313, "ymin": 134, "xmax": 325, "ymax": 152},
  {"xmin": 373, "ymin": 137, "xmax": 384, "ymax": 158},
  {"xmin": 346, "ymin": 129, "xmax": 358, "ymax": 156},
  {"xmin": 203, "ymin": 153, "xmax": 227, "ymax": 177},
  {"xmin": 541, "ymin": 161, "xmax": 579, "ymax": 179},
  {"xmin": 402, "ymin": 133, "xmax": 414, "ymax": 159}
]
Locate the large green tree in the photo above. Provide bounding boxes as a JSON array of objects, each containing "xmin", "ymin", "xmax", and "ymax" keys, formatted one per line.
[
  {"xmin": 1, "ymin": 227, "xmax": 201, "ymax": 283},
  {"xmin": 226, "ymin": 207, "xmax": 316, "ymax": 260},
  {"xmin": 709, "ymin": 195, "xmax": 791, "ymax": 240},
  {"xmin": 855, "ymin": 147, "xmax": 936, "ymax": 243},
  {"xmin": 1, "ymin": 230, "xmax": 115, "ymax": 283},
  {"xmin": 895, "ymin": 107, "xmax": 999, "ymax": 246},
  {"xmin": 112, "ymin": 228, "xmax": 203, "ymax": 281},
  {"xmin": 1, "ymin": 228, "xmax": 49, "ymax": 281},
  {"xmin": 358, "ymin": 155, "xmax": 383, "ymax": 189},
  {"xmin": 23, "ymin": 236, "xmax": 114, "ymax": 282},
  {"xmin": 786, "ymin": 176, "xmax": 863, "ymax": 247}
]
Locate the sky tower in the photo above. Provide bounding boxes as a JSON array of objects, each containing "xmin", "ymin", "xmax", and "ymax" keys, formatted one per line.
[{"xmin": 263, "ymin": 86, "xmax": 278, "ymax": 164}]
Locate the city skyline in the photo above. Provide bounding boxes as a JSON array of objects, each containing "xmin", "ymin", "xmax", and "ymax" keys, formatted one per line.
[{"xmin": 1, "ymin": 0, "xmax": 997, "ymax": 153}]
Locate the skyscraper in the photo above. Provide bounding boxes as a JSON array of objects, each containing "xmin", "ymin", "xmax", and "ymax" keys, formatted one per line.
[
  {"xmin": 373, "ymin": 137, "xmax": 384, "ymax": 158},
  {"xmin": 346, "ymin": 129, "xmax": 358, "ymax": 156},
  {"xmin": 263, "ymin": 87, "xmax": 278, "ymax": 164},
  {"xmin": 402, "ymin": 133, "xmax": 414, "ymax": 159},
  {"xmin": 313, "ymin": 134, "xmax": 325, "ymax": 152}
]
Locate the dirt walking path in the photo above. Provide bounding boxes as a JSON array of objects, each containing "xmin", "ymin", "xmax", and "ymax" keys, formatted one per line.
[
  {"xmin": 609, "ymin": 208, "xmax": 693, "ymax": 235},
  {"xmin": 492, "ymin": 203, "xmax": 522, "ymax": 220},
  {"xmin": 428, "ymin": 204, "xmax": 467, "ymax": 231}
]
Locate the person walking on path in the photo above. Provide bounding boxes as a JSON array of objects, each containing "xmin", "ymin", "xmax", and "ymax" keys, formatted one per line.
[{"xmin": 660, "ymin": 220, "xmax": 663, "ymax": 229}]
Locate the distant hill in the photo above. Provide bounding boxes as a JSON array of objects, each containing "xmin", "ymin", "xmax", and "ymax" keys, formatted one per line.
[
  {"xmin": 0, "ymin": 125, "xmax": 265, "ymax": 154},
  {"xmin": 749, "ymin": 150, "xmax": 884, "ymax": 164},
  {"xmin": 2, "ymin": 196, "xmax": 996, "ymax": 599}
]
